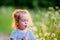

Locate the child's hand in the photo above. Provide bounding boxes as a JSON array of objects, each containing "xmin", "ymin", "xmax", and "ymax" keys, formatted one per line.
[{"xmin": 21, "ymin": 36, "xmax": 26, "ymax": 40}]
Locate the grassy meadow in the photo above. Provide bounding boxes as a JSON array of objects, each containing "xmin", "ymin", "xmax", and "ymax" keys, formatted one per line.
[{"xmin": 0, "ymin": 6, "xmax": 60, "ymax": 40}]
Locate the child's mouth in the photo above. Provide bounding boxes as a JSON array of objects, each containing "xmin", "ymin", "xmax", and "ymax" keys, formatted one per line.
[{"xmin": 25, "ymin": 25, "xmax": 27, "ymax": 28}]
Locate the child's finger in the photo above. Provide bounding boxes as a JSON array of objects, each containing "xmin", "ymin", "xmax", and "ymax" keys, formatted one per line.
[{"xmin": 22, "ymin": 36, "xmax": 26, "ymax": 40}]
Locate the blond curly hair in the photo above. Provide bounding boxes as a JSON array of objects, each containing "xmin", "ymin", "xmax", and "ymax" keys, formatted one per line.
[{"xmin": 12, "ymin": 9, "xmax": 32, "ymax": 29}]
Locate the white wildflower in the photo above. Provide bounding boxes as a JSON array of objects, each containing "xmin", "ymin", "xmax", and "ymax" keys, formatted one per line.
[
  {"xmin": 51, "ymin": 16, "xmax": 56, "ymax": 20},
  {"xmin": 45, "ymin": 13, "xmax": 49, "ymax": 17},
  {"xmin": 40, "ymin": 37, "xmax": 45, "ymax": 40},
  {"xmin": 54, "ymin": 38, "xmax": 57, "ymax": 40},
  {"xmin": 31, "ymin": 26, "xmax": 37, "ymax": 32},
  {"xmin": 44, "ymin": 32, "xmax": 50, "ymax": 37},
  {"xmin": 35, "ymin": 34, "xmax": 39, "ymax": 39},
  {"xmin": 55, "ymin": 6, "xmax": 59, "ymax": 9},
  {"xmin": 48, "ymin": 7, "xmax": 54, "ymax": 10},
  {"xmin": 55, "ymin": 11, "xmax": 59, "ymax": 16},
  {"xmin": 51, "ymin": 33, "xmax": 55, "ymax": 37}
]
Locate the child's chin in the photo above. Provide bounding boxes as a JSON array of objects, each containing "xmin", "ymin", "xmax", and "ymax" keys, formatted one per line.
[
  {"xmin": 22, "ymin": 28, "xmax": 26, "ymax": 30},
  {"xmin": 24, "ymin": 27, "xmax": 27, "ymax": 29},
  {"xmin": 23, "ymin": 27, "xmax": 26, "ymax": 29}
]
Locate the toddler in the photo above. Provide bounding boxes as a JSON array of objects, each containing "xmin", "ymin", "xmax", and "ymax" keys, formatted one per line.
[{"xmin": 10, "ymin": 9, "xmax": 35, "ymax": 40}]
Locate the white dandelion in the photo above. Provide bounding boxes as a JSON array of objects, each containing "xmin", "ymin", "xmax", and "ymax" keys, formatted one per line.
[
  {"xmin": 40, "ymin": 37, "xmax": 45, "ymax": 40},
  {"xmin": 51, "ymin": 33, "xmax": 55, "ymax": 37}
]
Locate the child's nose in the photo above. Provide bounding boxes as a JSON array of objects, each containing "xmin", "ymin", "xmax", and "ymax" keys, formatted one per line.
[{"xmin": 25, "ymin": 22, "xmax": 27, "ymax": 24}]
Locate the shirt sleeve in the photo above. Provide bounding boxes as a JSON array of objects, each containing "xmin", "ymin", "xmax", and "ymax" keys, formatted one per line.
[{"xmin": 10, "ymin": 29, "xmax": 18, "ymax": 39}]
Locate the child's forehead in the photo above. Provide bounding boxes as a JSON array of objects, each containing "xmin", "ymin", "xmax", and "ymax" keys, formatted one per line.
[{"xmin": 19, "ymin": 13, "xmax": 29, "ymax": 19}]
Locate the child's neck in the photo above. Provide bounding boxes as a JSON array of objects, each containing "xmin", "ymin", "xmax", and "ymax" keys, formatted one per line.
[
  {"xmin": 18, "ymin": 28, "xmax": 27, "ymax": 32},
  {"xmin": 19, "ymin": 28, "xmax": 24, "ymax": 31}
]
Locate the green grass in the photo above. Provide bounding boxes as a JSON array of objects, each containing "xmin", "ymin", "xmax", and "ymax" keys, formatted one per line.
[
  {"xmin": 0, "ymin": 6, "xmax": 15, "ymax": 35},
  {"xmin": 0, "ymin": 6, "xmax": 60, "ymax": 40}
]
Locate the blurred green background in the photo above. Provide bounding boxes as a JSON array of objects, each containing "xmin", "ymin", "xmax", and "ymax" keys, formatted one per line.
[{"xmin": 0, "ymin": 0, "xmax": 60, "ymax": 40}]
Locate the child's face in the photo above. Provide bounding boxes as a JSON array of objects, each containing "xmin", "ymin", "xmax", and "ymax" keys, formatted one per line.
[{"xmin": 18, "ymin": 13, "xmax": 29, "ymax": 30}]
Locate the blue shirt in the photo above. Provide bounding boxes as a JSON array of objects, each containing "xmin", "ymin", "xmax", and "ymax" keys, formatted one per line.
[{"xmin": 10, "ymin": 29, "xmax": 35, "ymax": 40}]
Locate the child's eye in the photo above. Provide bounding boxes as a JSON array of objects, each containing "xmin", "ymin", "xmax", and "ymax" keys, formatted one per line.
[
  {"xmin": 20, "ymin": 19, "xmax": 28, "ymax": 22},
  {"xmin": 21, "ymin": 19, "xmax": 24, "ymax": 22},
  {"xmin": 24, "ymin": 19, "xmax": 28, "ymax": 22},
  {"xmin": 20, "ymin": 19, "xmax": 24, "ymax": 22}
]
